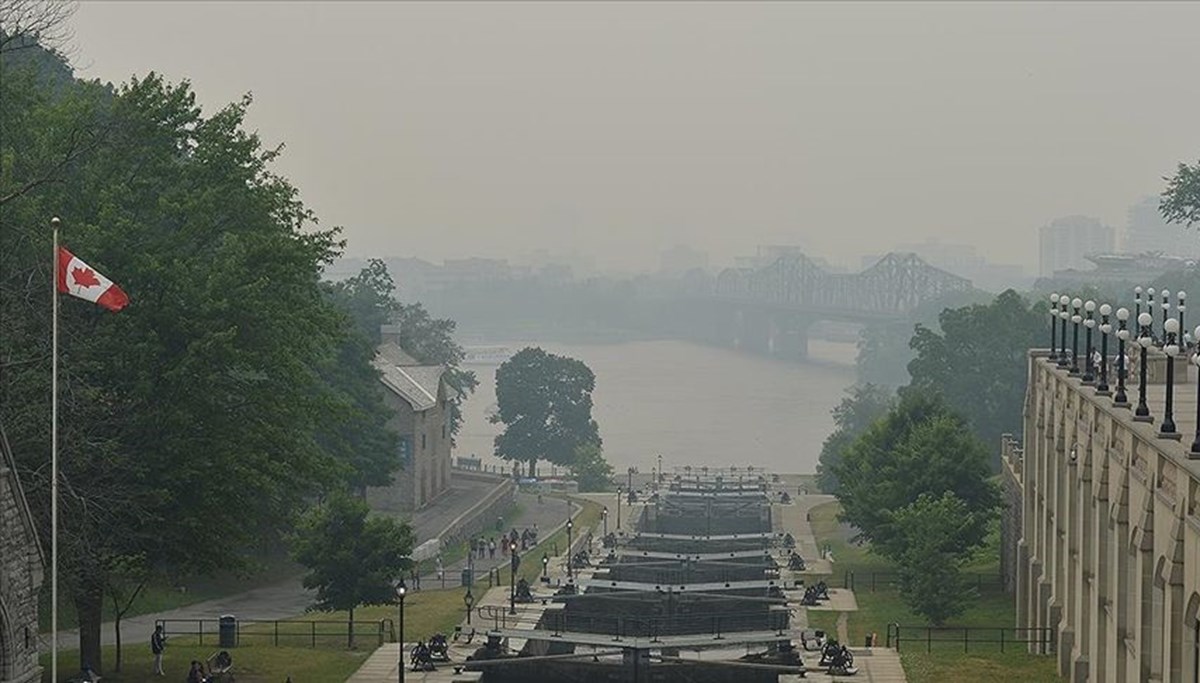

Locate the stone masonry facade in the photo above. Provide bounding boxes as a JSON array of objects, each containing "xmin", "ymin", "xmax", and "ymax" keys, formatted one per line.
[
  {"xmin": 1, "ymin": 423, "xmax": 43, "ymax": 683},
  {"xmin": 1010, "ymin": 349, "xmax": 1200, "ymax": 683}
]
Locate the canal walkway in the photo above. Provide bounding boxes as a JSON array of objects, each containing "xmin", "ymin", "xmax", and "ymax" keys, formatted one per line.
[{"xmin": 345, "ymin": 487, "xmax": 906, "ymax": 682}]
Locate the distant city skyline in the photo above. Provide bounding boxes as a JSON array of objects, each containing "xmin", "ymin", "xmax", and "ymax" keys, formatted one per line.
[{"xmin": 71, "ymin": 3, "xmax": 1199, "ymax": 273}]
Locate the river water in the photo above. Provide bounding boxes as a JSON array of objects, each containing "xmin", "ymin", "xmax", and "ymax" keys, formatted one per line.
[{"xmin": 455, "ymin": 338, "xmax": 858, "ymax": 475}]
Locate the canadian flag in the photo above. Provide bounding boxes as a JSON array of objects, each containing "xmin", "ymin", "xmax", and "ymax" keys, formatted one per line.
[{"xmin": 56, "ymin": 246, "xmax": 129, "ymax": 312}]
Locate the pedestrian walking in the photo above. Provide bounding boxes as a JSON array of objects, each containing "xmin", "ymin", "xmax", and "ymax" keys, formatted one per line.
[
  {"xmin": 489, "ymin": 538, "xmax": 496, "ymax": 559},
  {"xmin": 151, "ymin": 624, "xmax": 167, "ymax": 676}
]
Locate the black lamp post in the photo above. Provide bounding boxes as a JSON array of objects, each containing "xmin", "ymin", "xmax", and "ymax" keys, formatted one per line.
[
  {"xmin": 1097, "ymin": 304, "xmax": 1112, "ymax": 394},
  {"xmin": 508, "ymin": 540, "xmax": 519, "ymax": 615},
  {"xmin": 1070, "ymin": 297, "xmax": 1083, "ymax": 376},
  {"xmin": 602, "ymin": 507, "xmax": 608, "ymax": 536},
  {"xmin": 1134, "ymin": 312, "xmax": 1154, "ymax": 422},
  {"xmin": 1082, "ymin": 300, "xmax": 1096, "ymax": 383},
  {"xmin": 1049, "ymin": 292, "xmax": 1060, "ymax": 361},
  {"xmin": 1190, "ymin": 325, "xmax": 1200, "ymax": 455},
  {"xmin": 616, "ymin": 487, "xmax": 622, "ymax": 530},
  {"xmin": 1059, "ymin": 296, "xmax": 1071, "ymax": 364},
  {"xmin": 542, "ymin": 553, "xmax": 549, "ymax": 579},
  {"xmin": 1115, "ymin": 308, "xmax": 1130, "ymax": 406},
  {"xmin": 1135, "ymin": 286, "xmax": 1143, "ymax": 320},
  {"xmin": 395, "ymin": 580, "xmax": 407, "ymax": 683},
  {"xmin": 1058, "ymin": 295, "xmax": 1070, "ymax": 367},
  {"xmin": 1178, "ymin": 292, "xmax": 1187, "ymax": 343},
  {"xmin": 1161, "ymin": 288, "xmax": 1170, "ymax": 333},
  {"xmin": 566, "ymin": 519, "xmax": 574, "ymax": 581},
  {"xmin": 1160, "ymin": 318, "xmax": 1181, "ymax": 437}
]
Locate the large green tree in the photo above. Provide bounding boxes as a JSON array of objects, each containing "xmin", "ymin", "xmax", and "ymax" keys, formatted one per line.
[
  {"xmin": 291, "ymin": 492, "xmax": 414, "ymax": 649},
  {"xmin": 890, "ymin": 493, "xmax": 979, "ymax": 625},
  {"xmin": 1161, "ymin": 159, "xmax": 1200, "ymax": 228},
  {"xmin": 492, "ymin": 347, "xmax": 600, "ymax": 477},
  {"xmin": 572, "ymin": 442, "xmax": 614, "ymax": 492},
  {"xmin": 0, "ymin": 41, "xmax": 384, "ymax": 669},
  {"xmin": 905, "ymin": 289, "xmax": 1043, "ymax": 455},
  {"xmin": 815, "ymin": 384, "xmax": 893, "ymax": 493},
  {"xmin": 319, "ymin": 262, "xmax": 402, "ymax": 492},
  {"xmin": 832, "ymin": 391, "xmax": 998, "ymax": 553}
]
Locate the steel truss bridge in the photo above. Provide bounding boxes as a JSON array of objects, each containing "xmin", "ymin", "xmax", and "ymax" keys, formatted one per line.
[
  {"xmin": 713, "ymin": 251, "xmax": 972, "ymax": 320},
  {"xmin": 669, "ymin": 251, "xmax": 974, "ymax": 359}
]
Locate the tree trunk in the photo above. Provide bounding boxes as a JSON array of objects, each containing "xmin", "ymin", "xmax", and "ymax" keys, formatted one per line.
[
  {"xmin": 528, "ymin": 458, "xmax": 538, "ymax": 479},
  {"xmin": 75, "ymin": 580, "xmax": 105, "ymax": 674},
  {"xmin": 348, "ymin": 607, "xmax": 356, "ymax": 650},
  {"xmin": 113, "ymin": 613, "xmax": 123, "ymax": 672}
]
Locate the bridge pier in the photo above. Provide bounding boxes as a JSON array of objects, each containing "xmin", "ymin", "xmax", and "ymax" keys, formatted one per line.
[{"xmin": 767, "ymin": 315, "xmax": 810, "ymax": 361}]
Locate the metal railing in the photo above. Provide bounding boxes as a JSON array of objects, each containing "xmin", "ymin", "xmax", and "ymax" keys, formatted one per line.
[
  {"xmin": 884, "ymin": 623, "xmax": 1054, "ymax": 654},
  {"xmin": 155, "ymin": 618, "xmax": 395, "ymax": 649},
  {"xmin": 477, "ymin": 605, "xmax": 790, "ymax": 641},
  {"xmin": 842, "ymin": 570, "xmax": 1006, "ymax": 594}
]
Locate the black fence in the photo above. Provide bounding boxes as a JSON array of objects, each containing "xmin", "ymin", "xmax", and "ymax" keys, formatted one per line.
[
  {"xmin": 477, "ymin": 605, "xmax": 791, "ymax": 641},
  {"xmin": 885, "ymin": 623, "xmax": 1054, "ymax": 654},
  {"xmin": 155, "ymin": 618, "xmax": 396, "ymax": 649},
  {"xmin": 842, "ymin": 570, "xmax": 1006, "ymax": 594}
]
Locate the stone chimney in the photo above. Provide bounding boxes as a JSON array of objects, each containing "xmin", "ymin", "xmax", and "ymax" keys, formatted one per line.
[{"xmin": 380, "ymin": 323, "xmax": 402, "ymax": 346}]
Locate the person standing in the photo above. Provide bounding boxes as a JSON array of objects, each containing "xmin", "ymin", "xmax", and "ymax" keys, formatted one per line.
[{"xmin": 150, "ymin": 624, "xmax": 167, "ymax": 676}]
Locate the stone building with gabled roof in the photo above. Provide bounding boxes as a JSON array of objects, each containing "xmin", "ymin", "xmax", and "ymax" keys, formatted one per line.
[
  {"xmin": 1, "ymin": 421, "xmax": 44, "ymax": 683},
  {"xmin": 366, "ymin": 326, "xmax": 453, "ymax": 512}
]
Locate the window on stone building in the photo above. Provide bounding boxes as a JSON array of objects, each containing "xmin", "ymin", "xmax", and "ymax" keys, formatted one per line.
[
  {"xmin": 422, "ymin": 433, "xmax": 427, "ymax": 450},
  {"xmin": 399, "ymin": 435, "xmax": 412, "ymax": 463}
]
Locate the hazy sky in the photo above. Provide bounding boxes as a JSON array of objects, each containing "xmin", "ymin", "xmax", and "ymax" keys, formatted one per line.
[{"xmin": 69, "ymin": 2, "xmax": 1200, "ymax": 273}]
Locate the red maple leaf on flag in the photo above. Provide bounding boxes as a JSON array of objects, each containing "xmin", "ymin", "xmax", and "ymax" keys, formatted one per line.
[{"xmin": 71, "ymin": 266, "xmax": 102, "ymax": 288}]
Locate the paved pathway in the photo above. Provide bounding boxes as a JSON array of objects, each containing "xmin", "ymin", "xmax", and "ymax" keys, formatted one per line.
[
  {"xmin": 771, "ymin": 489, "xmax": 907, "ymax": 682},
  {"xmin": 44, "ymin": 481, "xmax": 554, "ymax": 653},
  {"xmin": 345, "ymin": 496, "xmax": 605, "ymax": 683}
]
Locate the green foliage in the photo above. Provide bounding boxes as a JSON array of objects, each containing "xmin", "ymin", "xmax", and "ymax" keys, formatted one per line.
[
  {"xmin": 319, "ymin": 260, "xmax": 402, "ymax": 490},
  {"xmin": 290, "ymin": 492, "xmax": 413, "ymax": 647},
  {"xmin": 1161, "ymin": 159, "xmax": 1200, "ymax": 227},
  {"xmin": 572, "ymin": 442, "xmax": 614, "ymax": 492},
  {"xmin": 0, "ymin": 41, "xmax": 394, "ymax": 670},
  {"xmin": 891, "ymin": 493, "xmax": 978, "ymax": 625},
  {"xmin": 390, "ymin": 299, "xmax": 478, "ymax": 440},
  {"xmin": 906, "ymin": 289, "xmax": 1043, "ymax": 454},
  {"xmin": 856, "ymin": 289, "xmax": 994, "ymax": 389},
  {"xmin": 492, "ymin": 347, "xmax": 600, "ymax": 476},
  {"xmin": 816, "ymin": 383, "xmax": 893, "ymax": 493},
  {"xmin": 832, "ymin": 391, "xmax": 998, "ymax": 552}
]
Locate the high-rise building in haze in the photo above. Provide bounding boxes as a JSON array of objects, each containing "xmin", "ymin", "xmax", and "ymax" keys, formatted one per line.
[
  {"xmin": 1123, "ymin": 196, "xmax": 1200, "ymax": 258},
  {"xmin": 1038, "ymin": 216, "xmax": 1114, "ymax": 277}
]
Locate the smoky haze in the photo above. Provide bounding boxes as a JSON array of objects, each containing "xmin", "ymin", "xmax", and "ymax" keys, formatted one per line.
[{"xmin": 70, "ymin": 1, "xmax": 1200, "ymax": 273}]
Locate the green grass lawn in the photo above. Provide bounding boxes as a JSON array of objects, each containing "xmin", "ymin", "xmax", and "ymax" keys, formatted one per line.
[
  {"xmin": 41, "ymin": 644, "xmax": 368, "ymax": 682},
  {"xmin": 807, "ymin": 500, "xmax": 1060, "ymax": 682},
  {"xmin": 39, "ymin": 554, "xmax": 302, "ymax": 633},
  {"xmin": 42, "ymin": 498, "xmax": 606, "ymax": 682}
]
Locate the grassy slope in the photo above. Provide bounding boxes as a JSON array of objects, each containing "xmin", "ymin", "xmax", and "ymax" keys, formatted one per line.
[
  {"xmin": 42, "ymin": 645, "xmax": 367, "ymax": 683},
  {"xmin": 41, "ymin": 498, "xmax": 605, "ymax": 682},
  {"xmin": 808, "ymin": 500, "xmax": 1060, "ymax": 683}
]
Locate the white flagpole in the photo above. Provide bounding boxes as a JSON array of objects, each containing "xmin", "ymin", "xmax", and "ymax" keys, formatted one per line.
[{"xmin": 51, "ymin": 215, "xmax": 60, "ymax": 682}]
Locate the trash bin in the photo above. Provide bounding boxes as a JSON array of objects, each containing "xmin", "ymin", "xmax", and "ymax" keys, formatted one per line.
[
  {"xmin": 461, "ymin": 568, "xmax": 472, "ymax": 587},
  {"xmin": 219, "ymin": 614, "xmax": 237, "ymax": 648}
]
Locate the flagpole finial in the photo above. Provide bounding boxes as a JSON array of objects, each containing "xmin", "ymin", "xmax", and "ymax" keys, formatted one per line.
[{"xmin": 51, "ymin": 216, "xmax": 61, "ymax": 226}]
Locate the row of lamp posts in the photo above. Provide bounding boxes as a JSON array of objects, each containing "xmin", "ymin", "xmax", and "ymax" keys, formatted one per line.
[{"xmin": 1048, "ymin": 288, "xmax": 1198, "ymax": 453}]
